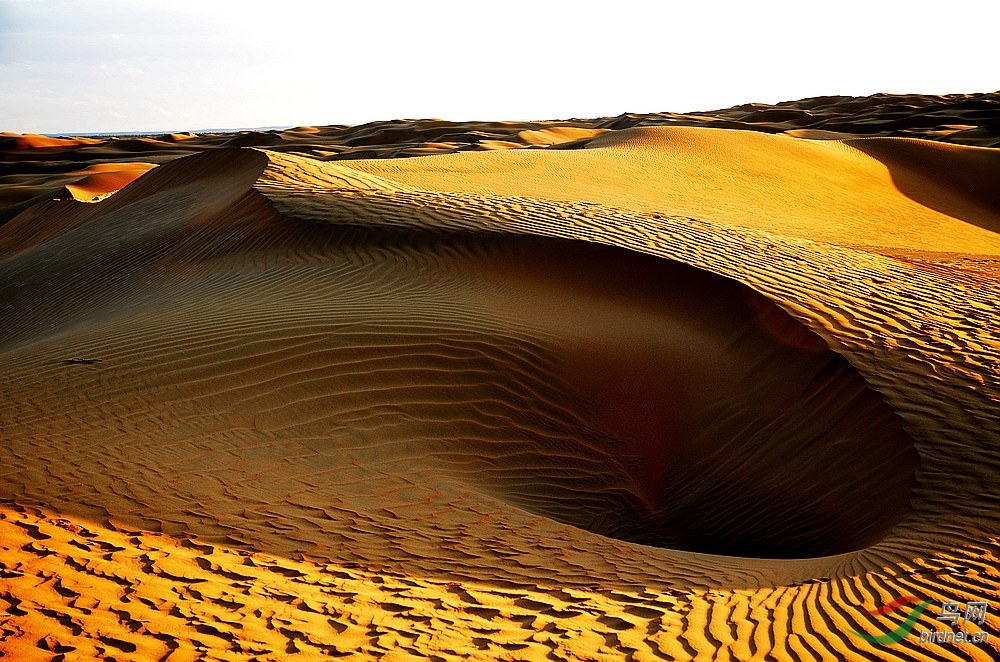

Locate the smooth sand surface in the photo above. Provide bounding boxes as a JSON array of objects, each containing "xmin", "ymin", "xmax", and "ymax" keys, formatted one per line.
[{"xmin": 2, "ymin": 93, "xmax": 999, "ymax": 660}]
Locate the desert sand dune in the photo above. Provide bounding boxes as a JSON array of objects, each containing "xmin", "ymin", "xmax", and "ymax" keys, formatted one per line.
[
  {"xmin": 321, "ymin": 126, "xmax": 1000, "ymax": 254},
  {"xmin": 2, "ymin": 94, "xmax": 1000, "ymax": 660}
]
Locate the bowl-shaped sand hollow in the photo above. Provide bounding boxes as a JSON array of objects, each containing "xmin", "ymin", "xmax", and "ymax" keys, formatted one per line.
[
  {"xmin": 0, "ymin": 144, "xmax": 918, "ymax": 569},
  {"xmin": 453, "ymin": 238, "xmax": 919, "ymax": 560}
]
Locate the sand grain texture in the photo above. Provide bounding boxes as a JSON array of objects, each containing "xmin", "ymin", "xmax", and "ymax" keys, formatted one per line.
[{"xmin": 2, "ymin": 94, "xmax": 1000, "ymax": 660}]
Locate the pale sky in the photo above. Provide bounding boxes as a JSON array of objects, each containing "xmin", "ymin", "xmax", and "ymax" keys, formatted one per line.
[{"xmin": 2, "ymin": 0, "xmax": 998, "ymax": 134}]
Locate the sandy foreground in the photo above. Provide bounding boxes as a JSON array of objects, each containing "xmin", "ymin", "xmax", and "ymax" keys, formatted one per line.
[{"xmin": 1, "ymin": 93, "xmax": 999, "ymax": 660}]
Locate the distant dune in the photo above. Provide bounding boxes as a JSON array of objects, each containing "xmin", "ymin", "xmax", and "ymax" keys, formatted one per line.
[{"xmin": 2, "ymin": 93, "xmax": 999, "ymax": 660}]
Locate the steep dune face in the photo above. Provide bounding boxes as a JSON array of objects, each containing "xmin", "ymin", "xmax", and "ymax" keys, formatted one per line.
[
  {"xmin": 845, "ymin": 137, "xmax": 1000, "ymax": 235},
  {"xmin": 446, "ymin": 242, "xmax": 916, "ymax": 559},
  {"xmin": 2, "ymin": 100, "xmax": 1000, "ymax": 660},
  {"xmin": 0, "ymin": 149, "xmax": 270, "ymax": 350}
]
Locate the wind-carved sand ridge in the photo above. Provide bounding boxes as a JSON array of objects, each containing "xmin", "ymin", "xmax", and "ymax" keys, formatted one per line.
[{"xmin": 2, "ymin": 94, "xmax": 1000, "ymax": 660}]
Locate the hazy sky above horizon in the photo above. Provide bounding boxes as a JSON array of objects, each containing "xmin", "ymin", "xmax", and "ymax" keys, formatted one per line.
[{"xmin": 2, "ymin": 0, "xmax": 998, "ymax": 134}]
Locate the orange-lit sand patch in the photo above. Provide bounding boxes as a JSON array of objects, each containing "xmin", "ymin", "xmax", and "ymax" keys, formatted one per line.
[
  {"xmin": 64, "ymin": 162, "xmax": 157, "ymax": 201},
  {"xmin": 7, "ymin": 133, "xmax": 101, "ymax": 150}
]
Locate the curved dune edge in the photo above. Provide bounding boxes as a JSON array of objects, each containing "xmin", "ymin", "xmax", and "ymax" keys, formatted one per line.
[
  {"xmin": 0, "ymin": 139, "xmax": 998, "ymax": 660},
  {"xmin": 63, "ymin": 162, "xmax": 157, "ymax": 201}
]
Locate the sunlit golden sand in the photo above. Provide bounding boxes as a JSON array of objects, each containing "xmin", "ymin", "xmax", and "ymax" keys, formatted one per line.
[{"xmin": 2, "ymin": 93, "xmax": 999, "ymax": 660}]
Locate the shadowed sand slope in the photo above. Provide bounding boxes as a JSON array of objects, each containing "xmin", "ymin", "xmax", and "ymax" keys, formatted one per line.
[{"xmin": 3, "ymin": 96, "xmax": 1000, "ymax": 660}]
